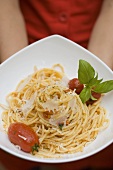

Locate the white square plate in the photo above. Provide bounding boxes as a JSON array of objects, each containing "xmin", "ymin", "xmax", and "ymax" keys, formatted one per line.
[{"xmin": 0, "ymin": 35, "xmax": 113, "ymax": 163}]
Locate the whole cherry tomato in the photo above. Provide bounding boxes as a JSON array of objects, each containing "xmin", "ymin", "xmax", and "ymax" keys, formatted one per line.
[
  {"xmin": 8, "ymin": 122, "xmax": 39, "ymax": 153},
  {"xmin": 68, "ymin": 78, "xmax": 84, "ymax": 94},
  {"xmin": 86, "ymin": 91, "xmax": 101, "ymax": 105}
]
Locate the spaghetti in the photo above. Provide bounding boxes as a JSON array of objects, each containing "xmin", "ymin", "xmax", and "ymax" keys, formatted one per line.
[{"xmin": 1, "ymin": 64, "xmax": 109, "ymax": 158}]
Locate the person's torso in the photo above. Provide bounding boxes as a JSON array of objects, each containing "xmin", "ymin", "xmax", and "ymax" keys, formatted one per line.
[{"xmin": 20, "ymin": 0, "xmax": 103, "ymax": 48}]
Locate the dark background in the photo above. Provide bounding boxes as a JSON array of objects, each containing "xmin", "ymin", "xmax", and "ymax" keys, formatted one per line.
[{"xmin": 0, "ymin": 143, "xmax": 113, "ymax": 170}]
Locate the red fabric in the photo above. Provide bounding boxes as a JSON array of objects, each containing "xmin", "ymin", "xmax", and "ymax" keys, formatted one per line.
[{"xmin": 20, "ymin": 0, "xmax": 103, "ymax": 48}]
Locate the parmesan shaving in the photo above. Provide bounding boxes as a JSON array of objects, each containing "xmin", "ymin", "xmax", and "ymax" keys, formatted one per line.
[
  {"xmin": 68, "ymin": 97, "xmax": 76, "ymax": 112},
  {"xmin": 22, "ymin": 91, "xmax": 37, "ymax": 116},
  {"xmin": 16, "ymin": 75, "xmax": 32, "ymax": 92},
  {"xmin": 61, "ymin": 75, "xmax": 69, "ymax": 87},
  {"xmin": 42, "ymin": 100, "xmax": 59, "ymax": 112}
]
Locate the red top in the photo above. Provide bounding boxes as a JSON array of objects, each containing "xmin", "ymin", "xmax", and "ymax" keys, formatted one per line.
[{"xmin": 20, "ymin": 0, "xmax": 103, "ymax": 48}]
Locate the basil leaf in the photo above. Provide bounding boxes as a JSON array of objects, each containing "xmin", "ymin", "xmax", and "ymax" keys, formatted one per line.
[
  {"xmin": 59, "ymin": 123, "xmax": 64, "ymax": 130},
  {"xmin": 77, "ymin": 59, "xmax": 113, "ymax": 104},
  {"xmin": 94, "ymin": 80, "xmax": 113, "ymax": 93},
  {"xmin": 79, "ymin": 86, "xmax": 91, "ymax": 104},
  {"xmin": 78, "ymin": 60, "xmax": 95, "ymax": 84},
  {"xmin": 88, "ymin": 73, "xmax": 103, "ymax": 87}
]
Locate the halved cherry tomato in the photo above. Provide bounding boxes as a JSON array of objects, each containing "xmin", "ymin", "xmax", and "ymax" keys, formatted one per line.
[
  {"xmin": 86, "ymin": 91, "xmax": 101, "ymax": 105},
  {"xmin": 8, "ymin": 122, "xmax": 39, "ymax": 153},
  {"xmin": 92, "ymin": 91, "xmax": 101, "ymax": 99},
  {"xmin": 68, "ymin": 78, "xmax": 84, "ymax": 94}
]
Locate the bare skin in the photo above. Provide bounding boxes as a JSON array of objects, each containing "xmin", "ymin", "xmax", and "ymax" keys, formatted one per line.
[
  {"xmin": 0, "ymin": 0, "xmax": 28, "ymax": 62},
  {"xmin": 88, "ymin": 0, "xmax": 113, "ymax": 70}
]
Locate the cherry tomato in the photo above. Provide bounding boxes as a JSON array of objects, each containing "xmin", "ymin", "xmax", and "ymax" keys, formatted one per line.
[
  {"xmin": 68, "ymin": 78, "xmax": 84, "ymax": 94},
  {"xmin": 8, "ymin": 122, "xmax": 39, "ymax": 153},
  {"xmin": 86, "ymin": 91, "xmax": 101, "ymax": 105},
  {"xmin": 92, "ymin": 91, "xmax": 101, "ymax": 99}
]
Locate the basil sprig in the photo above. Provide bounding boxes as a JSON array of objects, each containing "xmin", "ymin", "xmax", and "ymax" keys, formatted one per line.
[{"xmin": 78, "ymin": 59, "xmax": 113, "ymax": 104}]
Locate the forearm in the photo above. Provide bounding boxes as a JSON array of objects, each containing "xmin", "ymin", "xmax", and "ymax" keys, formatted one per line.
[
  {"xmin": 88, "ymin": 0, "xmax": 113, "ymax": 70},
  {"xmin": 0, "ymin": 0, "xmax": 28, "ymax": 63}
]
